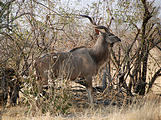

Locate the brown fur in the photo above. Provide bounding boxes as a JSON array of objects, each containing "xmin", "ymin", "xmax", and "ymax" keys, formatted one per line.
[{"xmin": 34, "ymin": 15, "xmax": 121, "ymax": 104}]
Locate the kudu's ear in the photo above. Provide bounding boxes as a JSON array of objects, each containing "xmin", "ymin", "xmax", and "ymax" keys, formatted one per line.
[{"xmin": 95, "ymin": 29, "xmax": 100, "ymax": 35}]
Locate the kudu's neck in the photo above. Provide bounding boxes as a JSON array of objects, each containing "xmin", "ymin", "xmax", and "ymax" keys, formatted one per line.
[{"xmin": 89, "ymin": 34, "xmax": 110, "ymax": 67}]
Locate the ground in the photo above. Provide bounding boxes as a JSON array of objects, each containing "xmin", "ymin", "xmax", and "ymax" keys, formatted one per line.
[{"xmin": 0, "ymin": 80, "xmax": 161, "ymax": 120}]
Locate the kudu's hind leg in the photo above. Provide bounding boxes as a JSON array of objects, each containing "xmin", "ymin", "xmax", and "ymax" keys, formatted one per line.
[{"xmin": 85, "ymin": 76, "xmax": 93, "ymax": 104}]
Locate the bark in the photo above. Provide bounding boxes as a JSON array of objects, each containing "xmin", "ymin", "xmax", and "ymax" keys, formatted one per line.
[
  {"xmin": 147, "ymin": 68, "xmax": 161, "ymax": 93},
  {"xmin": 138, "ymin": 0, "xmax": 152, "ymax": 95}
]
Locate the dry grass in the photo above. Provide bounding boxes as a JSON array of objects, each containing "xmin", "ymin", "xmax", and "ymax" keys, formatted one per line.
[{"xmin": 1, "ymin": 93, "xmax": 161, "ymax": 120}]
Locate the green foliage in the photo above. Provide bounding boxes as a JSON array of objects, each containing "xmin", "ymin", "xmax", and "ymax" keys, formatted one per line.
[{"xmin": 114, "ymin": 0, "xmax": 144, "ymax": 30}]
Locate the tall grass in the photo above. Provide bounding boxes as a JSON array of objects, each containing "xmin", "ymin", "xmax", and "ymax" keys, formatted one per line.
[{"xmin": 1, "ymin": 92, "xmax": 160, "ymax": 120}]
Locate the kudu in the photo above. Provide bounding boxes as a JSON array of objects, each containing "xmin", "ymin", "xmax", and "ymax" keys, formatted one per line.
[{"xmin": 34, "ymin": 15, "xmax": 121, "ymax": 104}]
